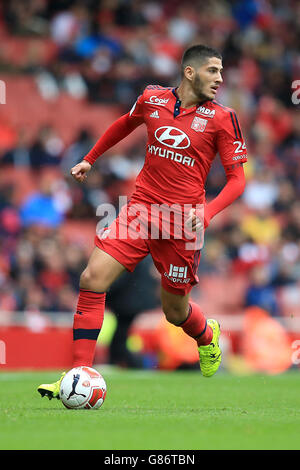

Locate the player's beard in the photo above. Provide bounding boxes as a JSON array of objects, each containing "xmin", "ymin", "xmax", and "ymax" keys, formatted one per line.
[{"xmin": 192, "ymin": 73, "xmax": 212, "ymax": 102}]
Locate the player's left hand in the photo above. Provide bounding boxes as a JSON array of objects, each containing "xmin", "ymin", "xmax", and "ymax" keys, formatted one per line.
[{"xmin": 186, "ymin": 208, "xmax": 203, "ymax": 232}]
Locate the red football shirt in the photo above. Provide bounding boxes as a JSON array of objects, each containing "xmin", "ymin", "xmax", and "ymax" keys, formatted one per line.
[
  {"xmin": 84, "ymin": 85, "xmax": 248, "ymax": 206},
  {"xmin": 127, "ymin": 85, "xmax": 247, "ymax": 205}
]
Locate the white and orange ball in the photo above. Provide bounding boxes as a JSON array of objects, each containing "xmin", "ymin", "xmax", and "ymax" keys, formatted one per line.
[{"xmin": 59, "ymin": 367, "xmax": 107, "ymax": 410}]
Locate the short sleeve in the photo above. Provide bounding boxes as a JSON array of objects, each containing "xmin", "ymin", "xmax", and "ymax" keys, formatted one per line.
[
  {"xmin": 216, "ymin": 110, "xmax": 248, "ymax": 167},
  {"xmin": 128, "ymin": 92, "xmax": 145, "ymax": 125}
]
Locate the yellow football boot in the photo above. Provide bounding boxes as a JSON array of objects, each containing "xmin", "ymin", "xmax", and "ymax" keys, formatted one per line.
[
  {"xmin": 37, "ymin": 372, "xmax": 65, "ymax": 400},
  {"xmin": 198, "ymin": 319, "xmax": 222, "ymax": 377}
]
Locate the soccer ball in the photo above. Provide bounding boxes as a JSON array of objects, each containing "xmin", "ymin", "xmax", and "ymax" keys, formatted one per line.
[{"xmin": 59, "ymin": 366, "xmax": 107, "ymax": 410}]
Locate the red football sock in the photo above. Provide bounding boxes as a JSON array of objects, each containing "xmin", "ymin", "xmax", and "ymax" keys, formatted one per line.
[
  {"xmin": 179, "ymin": 301, "xmax": 213, "ymax": 346},
  {"xmin": 72, "ymin": 289, "xmax": 106, "ymax": 367}
]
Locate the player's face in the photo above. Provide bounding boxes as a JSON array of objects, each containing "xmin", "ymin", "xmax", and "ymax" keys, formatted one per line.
[{"xmin": 191, "ymin": 57, "xmax": 223, "ymax": 101}]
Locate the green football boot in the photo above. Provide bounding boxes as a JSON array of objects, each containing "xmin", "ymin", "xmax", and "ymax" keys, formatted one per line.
[
  {"xmin": 198, "ymin": 319, "xmax": 222, "ymax": 377},
  {"xmin": 37, "ymin": 372, "xmax": 65, "ymax": 400}
]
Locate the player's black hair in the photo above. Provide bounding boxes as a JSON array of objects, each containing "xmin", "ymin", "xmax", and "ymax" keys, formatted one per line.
[{"xmin": 181, "ymin": 45, "xmax": 222, "ymax": 76}]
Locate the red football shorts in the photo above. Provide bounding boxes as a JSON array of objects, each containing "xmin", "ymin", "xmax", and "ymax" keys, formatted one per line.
[{"xmin": 94, "ymin": 199, "xmax": 202, "ymax": 296}]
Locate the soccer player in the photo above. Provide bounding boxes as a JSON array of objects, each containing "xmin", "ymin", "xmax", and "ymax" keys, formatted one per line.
[{"xmin": 38, "ymin": 45, "xmax": 247, "ymax": 399}]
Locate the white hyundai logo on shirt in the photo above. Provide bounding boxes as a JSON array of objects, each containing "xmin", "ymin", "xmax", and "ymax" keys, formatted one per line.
[{"xmin": 154, "ymin": 126, "xmax": 190, "ymax": 149}]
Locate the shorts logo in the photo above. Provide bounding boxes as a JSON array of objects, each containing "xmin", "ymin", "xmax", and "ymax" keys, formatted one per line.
[
  {"xmin": 155, "ymin": 126, "xmax": 190, "ymax": 149},
  {"xmin": 191, "ymin": 117, "xmax": 207, "ymax": 132},
  {"xmin": 164, "ymin": 264, "xmax": 190, "ymax": 283},
  {"xmin": 169, "ymin": 264, "xmax": 187, "ymax": 278}
]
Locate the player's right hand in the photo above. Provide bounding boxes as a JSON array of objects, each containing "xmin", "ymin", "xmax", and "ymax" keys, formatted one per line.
[{"xmin": 70, "ymin": 160, "xmax": 92, "ymax": 183}]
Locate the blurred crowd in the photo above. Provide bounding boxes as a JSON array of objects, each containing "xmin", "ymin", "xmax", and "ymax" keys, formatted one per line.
[{"xmin": 0, "ymin": 0, "xmax": 299, "ymax": 321}]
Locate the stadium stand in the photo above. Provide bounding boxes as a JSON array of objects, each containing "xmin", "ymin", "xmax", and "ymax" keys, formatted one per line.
[{"xmin": 0, "ymin": 0, "xmax": 299, "ymax": 369}]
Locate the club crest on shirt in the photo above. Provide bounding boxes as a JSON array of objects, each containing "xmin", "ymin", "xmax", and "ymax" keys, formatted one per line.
[{"xmin": 191, "ymin": 116, "xmax": 207, "ymax": 132}]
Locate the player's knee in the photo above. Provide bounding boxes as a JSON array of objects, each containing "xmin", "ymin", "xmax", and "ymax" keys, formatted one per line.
[
  {"xmin": 79, "ymin": 267, "xmax": 108, "ymax": 292},
  {"xmin": 162, "ymin": 304, "xmax": 186, "ymax": 326},
  {"xmin": 79, "ymin": 268, "xmax": 93, "ymax": 289}
]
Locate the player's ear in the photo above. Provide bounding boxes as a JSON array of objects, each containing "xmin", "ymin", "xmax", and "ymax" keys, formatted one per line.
[{"xmin": 183, "ymin": 65, "xmax": 194, "ymax": 82}]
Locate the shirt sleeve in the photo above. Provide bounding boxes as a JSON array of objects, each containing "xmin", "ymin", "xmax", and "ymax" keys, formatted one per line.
[
  {"xmin": 83, "ymin": 93, "xmax": 145, "ymax": 165},
  {"xmin": 216, "ymin": 110, "xmax": 248, "ymax": 167},
  {"xmin": 128, "ymin": 93, "xmax": 145, "ymax": 124},
  {"xmin": 204, "ymin": 163, "xmax": 246, "ymax": 227}
]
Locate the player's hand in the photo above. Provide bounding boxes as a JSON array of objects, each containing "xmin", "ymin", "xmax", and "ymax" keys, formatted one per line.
[
  {"xmin": 70, "ymin": 160, "xmax": 92, "ymax": 183},
  {"xmin": 186, "ymin": 208, "xmax": 203, "ymax": 232}
]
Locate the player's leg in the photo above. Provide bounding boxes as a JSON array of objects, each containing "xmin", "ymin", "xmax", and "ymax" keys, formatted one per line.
[
  {"xmin": 150, "ymin": 228, "xmax": 222, "ymax": 376},
  {"xmin": 160, "ymin": 287, "xmax": 213, "ymax": 345},
  {"xmin": 72, "ymin": 247, "xmax": 126, "ymax": 368},
  {"xmin": 161, "ymin": 287, "xmax": 221, "ymax": 377},
  {"xmin": 80, "ymin": 246, "xmax": 126, "ymax": 292},
  {"xmin": 37, "ymin": 247, "xmax": 126, "ymax": 399},
  {"xmin": 73, "ymin": 199, "xmax": 150, "ymax": 370},
  {"xmin": 38, "ymin": 201, "xmax": 151, "ymax": 399},
  {"xmin": 160, "ymin": 286, "xmax": 189, "ymax": 325}
]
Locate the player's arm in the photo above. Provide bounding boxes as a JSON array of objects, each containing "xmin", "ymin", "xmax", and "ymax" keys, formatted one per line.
[
  {"xmin": 187, "ymin": 163, "xmax": 245, "ymax": 231},
  {"xmin": 205, "ymin": 109, "xmax": 248, "ymax": 228},
  {"xmin": 71, "ymin": 95, "xmax": 144, "ymax": 182},
  {"xmin": 204, "ymin": 163, "xmax": 246, "ymax": 227}
]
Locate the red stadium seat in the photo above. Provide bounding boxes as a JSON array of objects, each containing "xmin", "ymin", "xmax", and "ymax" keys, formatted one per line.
[
  {"xmin": 0, "ymin": 37, "xmax": 58, "ymax": 68},
  {"xmin": 196, "ymin": 274, "xmax": 248, "ymax": 316},
  {"xmin": 0, "ymin": 166, "xmax": 37, "ymax": 204},
  {"xmin": 1, "ymin": 75, "xmax": 145, "ymax": 148},
  {"xmin": 59, "ymin": 220, "xmax": 97, "ymax": 255}
]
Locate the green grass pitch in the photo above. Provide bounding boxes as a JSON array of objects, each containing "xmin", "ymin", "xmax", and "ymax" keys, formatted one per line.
[{"xmin": 0, "ymin": 369, "xmax": 299, "ymax": 450}]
